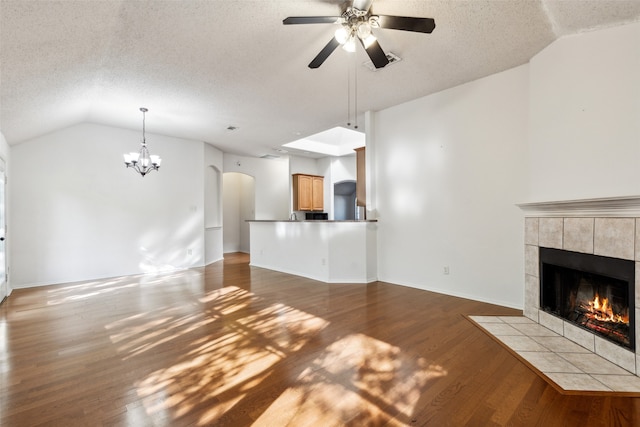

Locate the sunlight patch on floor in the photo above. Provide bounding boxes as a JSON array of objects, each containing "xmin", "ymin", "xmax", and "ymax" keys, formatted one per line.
[
  {"xmin": 44, "ymin": 268, "xmax": 201, "ymax": 306},
  {"xmin": 106, "ymin": 286, "xmax": 330, "ymax": 424},
  {"xmin": 253, "ymin": 333, "xmax": 448, "ymax": 426}
]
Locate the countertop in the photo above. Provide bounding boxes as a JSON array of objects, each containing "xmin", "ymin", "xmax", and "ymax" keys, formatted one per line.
[{"xmin": 247, "ymin": 219, "xmax": 378, "ymax": 223}]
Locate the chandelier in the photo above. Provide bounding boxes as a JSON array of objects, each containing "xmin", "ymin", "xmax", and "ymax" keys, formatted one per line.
[{"xmin": 123, "ymin": 107, "xmax": 162, "ymax": 177}]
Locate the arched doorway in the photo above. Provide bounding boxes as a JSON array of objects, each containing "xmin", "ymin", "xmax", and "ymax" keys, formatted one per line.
[
  {"xmin": 204, "ymin": 165, "xmax": 223, "ymax": 265},
  {"xmin": 223, "ymin": 172, "xmax": 255, "ymax": 254},
  {"xmin": 334, "ymin": 180, "xmax": 357, "ymax": 220}
]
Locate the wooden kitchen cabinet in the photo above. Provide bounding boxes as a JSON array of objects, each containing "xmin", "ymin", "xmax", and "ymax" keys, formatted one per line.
[{"xmin": 292, "ymin": 174, "xmax": 324, "ymax": 211}]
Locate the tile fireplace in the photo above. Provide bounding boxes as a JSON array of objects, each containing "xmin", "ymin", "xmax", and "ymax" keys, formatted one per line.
[{"xmin": 519, "ymin": 196, "xmax": 640, "ymax": 376}]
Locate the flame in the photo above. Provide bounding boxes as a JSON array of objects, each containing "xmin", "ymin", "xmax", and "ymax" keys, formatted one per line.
[{"xmin": 587, "ymin": 293, "xmax": 628, "ymax": 324}]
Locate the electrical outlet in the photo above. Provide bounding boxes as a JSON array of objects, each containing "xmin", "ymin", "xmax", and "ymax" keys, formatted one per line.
[
  {"xmin": 187, "ymin": 249, "xmax": 193, "ymax": 255},
  {"xmin": 321, "ymin": 258, "xmax": 326, "ymax": 266},
  {"xmin": 444, "ymin": 266, "xmax": 450, "ymax": 275}
]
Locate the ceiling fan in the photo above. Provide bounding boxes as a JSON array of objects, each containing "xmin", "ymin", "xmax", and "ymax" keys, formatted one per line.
[{"xmin": 283, "ymin": 0, "xmax": 435, "ymax": 69}]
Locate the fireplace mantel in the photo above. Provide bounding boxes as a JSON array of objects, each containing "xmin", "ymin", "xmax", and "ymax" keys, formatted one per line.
[{"xmin": 517, "ymin": 195, "xmax": 640, "ymax": 217}]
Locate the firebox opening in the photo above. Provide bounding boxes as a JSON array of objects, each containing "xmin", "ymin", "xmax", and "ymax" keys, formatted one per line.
[{"xmin": 540, "ymin": 247, "xmax": 635, "ymax": 351}]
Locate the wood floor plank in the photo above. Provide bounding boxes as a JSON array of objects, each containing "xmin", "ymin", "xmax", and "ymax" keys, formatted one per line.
[{"xmin": 1, "ymin": 252, "xmax": 640, "ymax": 426}]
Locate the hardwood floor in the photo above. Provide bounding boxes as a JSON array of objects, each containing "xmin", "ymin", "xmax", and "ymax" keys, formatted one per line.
[{"xmin": 1, "ymin": 252, "xmax": 639, "ymax": 426}]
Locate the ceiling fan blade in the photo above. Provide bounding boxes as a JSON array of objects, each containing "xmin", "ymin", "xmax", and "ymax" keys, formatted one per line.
[
  {"xmin": 309, "ymin": 38, "xmax": 341, "ymax": 69},
  {"xmin": 359, "ymin": 38, "xmax": 389, "ymax": 69},
  {"xmin": 352, "ymin": 0, "xmax": 374, "ymax": 13},
  {"xmin": 376, "ymin": 15, "xmax": 436, "ymax": 33},
  {"xmin": 283, "ymin": 16, "xmax": 341, "ymax": 25}
]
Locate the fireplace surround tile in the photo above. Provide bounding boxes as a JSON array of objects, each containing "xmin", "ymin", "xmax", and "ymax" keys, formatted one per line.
[
  {"xmin": 594, "ymin": 218, "xmax": 635, "ymax": 260},
  {"xmin": 524, "ymin": 274, "xmax": 539, "ymax": 321},
  {"xmin": 524, "ymin": 303, "xmax": 538, "ymax": 323},
  {"xmin": 539, "ymin": 218, "xmax": 563, "ymax": 249},
  {"xmin": 530, "ymin": 336, "xmax": 591, "ymax": 353},
  {"xmin": 559, "ymin": 352, "xmax": 631, "ymax": 375},
  {"xmin": 512, "ymin": 322, "xmax": 560, "ymax": 337},
  {"xmin": 538, "ymin": 310, "xmax": 563, "ymax": 335},
  {"xmin": 591, "ymin": 374, "xmax": 640, "ymax": 393},
  {"xmin": 479, "ymin": 322, "xmax": 524, "ymax": 336},
  {"xmin": 525, "ymin": 217, "xmax": 539, "ymax": 245},
  {"xmin": 562, "ymin": 217, "xmax": 594, "ymax": 254},
  {"xmin": 544, "ymin": 373, "xmax": 612, "ymax": 392},
  {"xmin": 517, "ymin": 351, "xmax": 582, "ymax": 373},
  {"xmin": 470, "ymin": 315, "xmax": 505, "ymax": 323},
  {"xmin": 564, "ymin": 322, "xmax": 595, "ymax": 352},
  {"xmin": 637, "ymin": 307, "xmax": 640, "ymax": 350},
  {"xmin": 498, "ymin": 335, "xmax": 548, "ymax": 352},
  {"xmin": 636, "ymin": 218, "xmax": 640, "ymax": 261},
  {"xmin": 636, "ymin": 263, "xmax": 640, "ymax": 309},
  {"xmin": 525, "ymin": 245, "xmax": 538, "ymax": 276},
  {"xmin": 594, "ymin": 336, "xmax": 636, "ymax": 374},
  {"xmin": 498, "ymin": 316, "xmax": 534, "ymax": 324}
]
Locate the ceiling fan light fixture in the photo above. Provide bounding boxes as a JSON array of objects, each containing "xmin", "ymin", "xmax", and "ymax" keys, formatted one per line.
[
  {"xmin": 342, "ymin": 35, "xmax": 357, "ymax": 52},
  {"xmin": 356, "ymin": 21, "xmax": 372, "ymax": 39},
  {"xmin": 335, "ymin": 26, "xmax": 351, "ymax": 44}
]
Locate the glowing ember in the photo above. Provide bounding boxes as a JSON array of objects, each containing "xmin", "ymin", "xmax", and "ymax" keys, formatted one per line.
[{"xmin": 584, "ymin": 293, "xmax": 629, "ymax": 324}]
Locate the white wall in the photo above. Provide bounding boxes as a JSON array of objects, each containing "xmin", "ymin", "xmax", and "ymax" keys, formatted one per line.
[
  {"xmin": 204, "ymin": 143, "xmax": 224, "ymax": 264},
  {"xmin": 224, "ymin": 154, "xmax": 289, "ymax": 220},
  {"xmin": 10, "ymin": 123, "xmax": 205, "ymax": 288},
  {"xmin": 528, "ymin": 22, "xmax": 640, "ymax": 201},
  {"xmin": 289, "ymin": 155, "xmax": 319, "ymax": 176},
  {"xmin": 373, "ymin": 65, "xmax": 529, "ymax": 309},
  {"xmin": 328, "ymin": 155, "xmax": 357, "ymax": 184},
  {"xmin": 0, "ymin": 131, "xmax": 10, "ymax": 298}
]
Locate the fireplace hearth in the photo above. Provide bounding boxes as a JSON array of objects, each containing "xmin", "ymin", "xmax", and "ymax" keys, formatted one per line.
[{"xmin": 540, "ymin": 247, "xmax": 635, "ymax": 350}]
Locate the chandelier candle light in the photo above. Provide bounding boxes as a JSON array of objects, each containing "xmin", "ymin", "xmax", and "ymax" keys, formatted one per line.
[{"xmin": 123, "ymin": 107, "xmax": 162, "ymax": 177}]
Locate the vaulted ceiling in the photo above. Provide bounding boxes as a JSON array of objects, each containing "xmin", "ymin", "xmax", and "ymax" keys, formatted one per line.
[{"xmin": 2, "ymin": 0, "xmax": 640, "ymax": 158}]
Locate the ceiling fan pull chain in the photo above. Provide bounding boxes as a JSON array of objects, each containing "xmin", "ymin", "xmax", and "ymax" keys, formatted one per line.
[
  {"xmin": 354, "ymin": 52, "xmax": 358, "ymax": 129},
  {"xmin": 347, "ymin": 58, "xmax": 351, "ymax": 127}
]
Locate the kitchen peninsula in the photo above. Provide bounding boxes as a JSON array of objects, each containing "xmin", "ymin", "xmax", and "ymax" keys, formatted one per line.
[{"xmin": 248, "ymin": 220, "xmax": 377, "ymax": 283}]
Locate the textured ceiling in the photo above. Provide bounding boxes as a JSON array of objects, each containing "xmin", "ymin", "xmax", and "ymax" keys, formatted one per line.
[{"xmin": 1, "ymin": 0, "xmax": 640, "ymax": 158}]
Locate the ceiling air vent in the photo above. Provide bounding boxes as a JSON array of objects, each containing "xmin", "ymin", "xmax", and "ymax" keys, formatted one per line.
[{"xmin": 363, "ymin": 52, "xmax": 402, "ymax": 71}]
